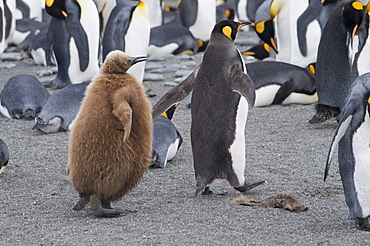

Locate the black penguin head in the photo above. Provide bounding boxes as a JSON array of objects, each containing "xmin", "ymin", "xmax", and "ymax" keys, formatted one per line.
[
  {"xmin": 161, "ymin": 103, "xmax": 180, "ymax": 120},
  {"xmin": 254, "ymin": 19, "xmax": 278, "ymax": 53},
  {"xmin": 342, "ymin": 1, "xmax": 366, "ymax": 40},
  {"xmin": 212, "ymin": 20, "xmax": 251, "ymax": 41},
  {"xmin": 101, "ymin": 50, "xmax": 147, "ymax": 74},
  {"xmin": 45, "ymin": 0, "xmax": 69, "ymax": 19}
]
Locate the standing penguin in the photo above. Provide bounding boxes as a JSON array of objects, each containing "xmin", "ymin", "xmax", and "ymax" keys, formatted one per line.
[
  {"xmin": 151, "ymin": 103, "xmax": 183, "ymax": 168},
  {"xmin": 67, "ymin": 50, "xmax": 152, "ymax": 217},
  {"xmin": 102, "ymin": 0, "xmax": 150, "ymax": 83},
  {"xmin": 0, "ymin": 139, "xmax": 9, "ymax": 174},
  {"xmin": 0, "ymin": 74, "xmax": 50, "ymax": 120},
  {"xmin": 325, "ymin": 72, "xmax": 370, "ymax": 231},
  {"xmin": 45, "ymin": 0, "xmax": 100, "ymax": 89},
  {"xmin": 309, "ymin": 1, "xmax": 364, "ymax": 123},
  {"xmin": 152, "ymin": 20, "xmax": 265, "ymax": 196},
  {"xmin": 178, "ymin": 0, "xmax": 216, "ymax": 42}
]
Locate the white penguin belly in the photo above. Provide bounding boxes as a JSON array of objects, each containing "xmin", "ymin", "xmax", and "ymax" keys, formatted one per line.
[
  {"xmin": 166, "ymin": 138, "xmax": 180, "ymax": 163},
  {"xmin": 229, "ymin": 96, "xmax": 248, "ymax": 186},
  {"xmin": 69, "ymin": 0, "xmax": 100, "ymax": 83},
  {"xmin": 31, "ymin": 47, "xmax": 47, "ymax": 66},
  {"xmin": 38, "ymin": 117, "xmax": 63, "ymax": 133},
  {"xmin": 125, "ymin": 3, "xmax": 150, "ymax": 83},
  {"xmin": 282, "ymin": 92, "xmax": 318, "ymax": 105},
  {"xmin": 148, "ymin": 43, "xmax": 179, "ymax": 56},
  {"xmin": 189, "ymin": 0, "xmax": 216, "ymax": 41},
  {"xmin": 254, "ymin": 84, "xmax": 280, "ymax": 107},
  {"xmin": 0, "ymin": 103, "xmax": 12, "ymax": 119},
  {"xmin": 353, "ymin": 110, "xmax": 370, "ymax": 217}
]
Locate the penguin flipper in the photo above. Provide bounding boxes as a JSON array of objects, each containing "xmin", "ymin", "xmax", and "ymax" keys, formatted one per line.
[
  {"xmin": 296, "ymin": 0, "xmax": 322, "ymax": 57},
  {"xmin": 230, "ymin": 64, "xmax": 256, "ymax": 108},
  {"xmin": 324, "ymin": 115, "xmax": 353, "ymax": 181},
  {"xmin": 64, "ymin": 1, "xmax": 90, "ymax": 71},
  {"xmin": 112, "ymin": 101, "xmax": 132, "ymax": 141},
  {"xmin": 152, "ymin": 65, "xmax": 200, "ymax": 119},
  {"xmin": 271, "ymin": 79, "xmax": 296, "ymax": 104}
]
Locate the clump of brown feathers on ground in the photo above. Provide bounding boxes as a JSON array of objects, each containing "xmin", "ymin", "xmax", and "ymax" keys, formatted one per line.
[{"xmin": 233, "ymin": 191, "xmax": 312, "ymax": 212}]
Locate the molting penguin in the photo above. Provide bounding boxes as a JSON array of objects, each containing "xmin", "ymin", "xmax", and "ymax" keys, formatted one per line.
[
  {"xmin": 152, "ymin": 20, "xmax": 265, "ymax": 196},
  {"xmin": 67, "ymin": 50, "xmax": 152, "ymax": 217},
  {"xmin": 0, "ymin": 139, "xmax": 9, "ymax": 174},
  {"xmin": 325, "ymin": 72, "xmax": 370, "ymax": 231},
  {"xmin": 151, "ymin": 103, "xmax": 182, "ymax": 168},
  {"xmin": 32, "ymin": 82, "xmax": 89, "ymax": 133},
  {"xmin": 0, "ymin": 74, "xmax": 49, "ymax": 120},
  {"xmin": 45, "ymin": 0, "xmax": 100, "ymax": 89},
  {"xmin": 246, "ymin": 61, "xmax": 317, "ymax": 107},
  {"xmin": 178, "ymin": 0, "xmax": 216, "ymax": 42},
  {"xmin": 102, "ymin": 0, "xmax": 150, "ymax": 83}
]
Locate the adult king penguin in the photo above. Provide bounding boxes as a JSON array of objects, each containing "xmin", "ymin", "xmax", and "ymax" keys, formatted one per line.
[
  {"xmin": 45, "ymin": 0, "xmax": 100, "ymax": 89},
  {"xmin": 102, "ymin": 0, "xmax": 150, "ymax": 83},
  {"xmin": 178, "ymin": 0, "xmax": 216, "ymax": 42},
  {"xmin": 325, "ymin": 72, "xmax": 370, "ymax": 231},
  {"xmin": 152, "ymin": 20, "xmax": 265, "ymax": 196}
]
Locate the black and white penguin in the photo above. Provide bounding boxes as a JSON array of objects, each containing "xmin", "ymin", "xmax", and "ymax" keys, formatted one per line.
[
  {"xmin": 325, "ymin": 72, "xmax": 370, "ymax": 231},
  {"xmin": 0, "ymin": 74, "xmax": 49, "ymax": 120},
  {"xmin": 309, "ymin": 1, "xmax": 365, "ymax": 123},
  {"xmin": 32, "ymin": 82, "xmax": 89, "ymax": 133},
  {"xmin": 0, "ymin": 0, "xmax": 16, "ymax": 53},
  {"xmin": 45, "ymin": 0, "xmax": 100, "ymax": 89},
  {"xmin": 178, "ymin": 0, "xmax": 216, "ymax": 42},
  {"xmin": 0, "ymin": 139, "xmax": 9, "ymax": 174},
  {"xmin": 235, "ymin": 0, "xmax": 265, "ymax": 22},
  {"xmin": 151, "ymin": 103, "xmax": 182, "ymax": 168},
  {"xmin": 246, "ymin": 61, "xmax": 317, "ymax": 107},
  {"xmin": 15, "ymin": 0, "xmax": 44, "ymax": 21},
  {"xmin": 142, "ymin": 0, "xmax": 163, "ymax": 28},
  {"xmin": 148, "ymin": 18, "xmax": 203, "ymax": 56},
  {"xmin": 102, "ymin": 0, "xmax": 150, "ymax": 83},
  {"xmin": 241, "ymin": 42, "xmax": 271, "ymax": 60},
  {"xmin": 152, "ymin": 20, "xmax": 265, "ymax": 196}
]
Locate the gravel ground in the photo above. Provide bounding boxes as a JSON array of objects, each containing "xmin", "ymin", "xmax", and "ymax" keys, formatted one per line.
[{"xmin": 1, "ymin": 30, "xmax": 370, "ymax": 245}]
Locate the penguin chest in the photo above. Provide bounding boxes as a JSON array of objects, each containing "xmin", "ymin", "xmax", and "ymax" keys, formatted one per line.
[
  {"xmin": 229, "ymin": 96, "xmax": 249, "ymax": 184},
  {"xmin": 352, "ymin": 110, "xmax": 370, "ymax": 216}
]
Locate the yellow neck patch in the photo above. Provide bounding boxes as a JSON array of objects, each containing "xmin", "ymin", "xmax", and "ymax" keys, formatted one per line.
[
  {"xmin": 198, "ymin": 39, "xmax": 204, "ymax": 48},
  {"xmin": 309, "ymin": 64, "xmax": 316, "ymax": 76},
  {"xmin": 368, "ymin": 97, "xmax": 370, "ymax": 104},
  {"xmin": 263, "ymin": 43, "xmax": 270, "ymax": 53},
  {"xmin": 352, "ymin": 2, "xmax": 364, "ymax": 11},
  {"xmin": 222, "ymin": 26, "xmax": 233, "ymax": 40},
  {"xmin": 255, "ymin": 21, "xmax": 266, "ymax": 34},
  {"xmin": 46, "ymin": 0, "xmax": 54, "ymax": 7},
  {"xmin": 161, "ymin": 112, "xmax": 168, "ymax": 118}
]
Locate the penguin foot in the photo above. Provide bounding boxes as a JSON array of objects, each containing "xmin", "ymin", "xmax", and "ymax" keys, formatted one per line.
[
  {"xmin": 234, "ymin": 180, "xmax": 266, "ymax": 193},
  {"xmin": 44, "ymin": 78, "xmax": 69, "ymax": 90},
  {"xmin": 356, "ymin": 217, "xmax": 370, "ymax": 231},
  {"xmin": 90, "ymin": 195, "xmax": 122, "ymax": 218},
  {"xmin": 73, "ymin": 193, "xmax": 90, "ymax": 211},
  {"xmin": 201, "ymin": 187, "xmax": 227, "ymax": 195},
  {"xmin": 308, "ymin": 104, "xmax": 340, "ymax": 124}
]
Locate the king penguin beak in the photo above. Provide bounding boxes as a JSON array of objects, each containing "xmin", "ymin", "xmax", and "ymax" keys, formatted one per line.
[
  {"xmin": 237, "ymin": 21, "xmax": 252, "ymax": 30},
  {"xmin": 131, "ymin": 56, "xmax": 147, "ymax": 66}
]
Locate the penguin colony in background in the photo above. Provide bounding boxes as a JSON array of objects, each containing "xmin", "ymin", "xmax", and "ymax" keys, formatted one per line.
[{"xmin": 0, "ymin": 0, "xmax": 369, "ymax": 231}]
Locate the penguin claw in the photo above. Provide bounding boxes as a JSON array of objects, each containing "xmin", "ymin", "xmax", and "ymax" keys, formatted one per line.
[
  {"xmin": 201, "ymin": 187, "xmax": 227, "ymax": 195},
  {"xmin": 356, "ymin": 217, "xmax": 370, "ymax": 231},
  {"xmin": 308, "ymin": 104, "xmax": 340, "ymax": 124},
  {"xmin": 234, "ymin": 180, "xmax": 266, "ymax": 193}
]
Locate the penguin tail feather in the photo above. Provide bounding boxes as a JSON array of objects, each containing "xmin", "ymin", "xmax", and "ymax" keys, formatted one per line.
[{"xmin": 308, "ymin": 104, "xmax": 340, "ymax": 124}]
